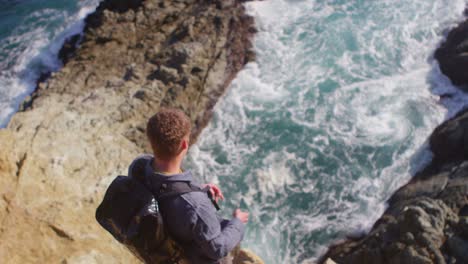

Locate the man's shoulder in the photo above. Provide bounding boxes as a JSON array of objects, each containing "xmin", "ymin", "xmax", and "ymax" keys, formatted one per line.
[
  {"xmin": 163, "ymin": 189, "xmax": 221, "ymax": 238},
  {"xmin": 160, "ymin": 183, "xmax": 215, "ymax": 220},
  {"xmin": 180, "ymin": 191, "xmax": 219, "ymax": 221},
  {"xmin": 179, "ymin": 190, "xmax": 214, "ymax": 212}
]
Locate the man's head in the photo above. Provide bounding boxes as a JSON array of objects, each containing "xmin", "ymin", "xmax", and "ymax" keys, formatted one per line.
[{"xmin": 146, "ymin": 108, "xmax": 191, "ymax": 161}]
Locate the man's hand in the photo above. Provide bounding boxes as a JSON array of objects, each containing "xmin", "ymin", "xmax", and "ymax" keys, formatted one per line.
[
  {"xmin": 202, "ymin": 183, "xmax": 225, "ymax": 203},
  {"xmin": 233, "ymin": 209, "xmax": 249, "ymax": 223}
]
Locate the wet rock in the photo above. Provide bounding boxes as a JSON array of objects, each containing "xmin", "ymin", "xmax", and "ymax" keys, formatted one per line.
[
  {"xmin": 430, "ymin": 109, "xmax": 468, "ymax": 164},
  {"xmin": 456, "ymin": 217, "xmax": 468, "ymax": 238},
  {"xmin": 58, "ymin": 34, "xmax": 81, "ymax": 64},
  {"xmin": 322, "ymin": 143, "xmax": 466, "ymax": 264},
  {"xmin": 322, "ymin": 10, "xmax": 468, "ymax": 264},
  {"xmin": 447, "ymin": 236, "xmax": 468, "ymax": 262},
  {"xmin": 96, "ymin": 0, "xmax": 143, "ymax": 14},
  {"xmin": 323, "ymin": 198, "xmax": 453, "ymax": 263},
  {"xmin": 435, "ymin": 20, "xmax": 468, "ymax": 88},
  {"xmin": 324, "ymin": 157, "xmax": 468, "ymax": 263}
]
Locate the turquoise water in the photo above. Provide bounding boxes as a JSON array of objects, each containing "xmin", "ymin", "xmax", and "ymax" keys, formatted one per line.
[
  {"xmin": 0, "ymin": 0, "xmax": 99, "ymax": 127},
  {"xmin": 1, "ymin": 0, "xmax": 467, "ymax": 263},
  {"xmin": 187, "ymin": 0, "xmax": 467, "ymax": 263}
]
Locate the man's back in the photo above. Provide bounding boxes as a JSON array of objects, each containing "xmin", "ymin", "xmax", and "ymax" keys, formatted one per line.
[{"xmin": 129, "ymin": 155, "xmax": 245, "ymax": 263}]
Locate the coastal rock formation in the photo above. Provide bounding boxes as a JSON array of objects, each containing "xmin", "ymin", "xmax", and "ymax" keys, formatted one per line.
[
  {"xmin": 0, "ymin": 0, "xmax": 260, "ymax": 262},
  {"xmin": 430, "ymin": 109, "xmax": 468, "ymax": 164},
  {"xmin": 435, "ymin": 18, "xmax": 468, "ymax": 88},
  {"xmin": 322, "ymin": 17, "xmax": 468, "ymax": 264},
  {"xmin": 322, "ymin": 157, "xmax": 468, "ymax": 263}
]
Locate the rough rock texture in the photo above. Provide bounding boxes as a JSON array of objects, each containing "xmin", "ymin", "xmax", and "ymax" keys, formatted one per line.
[
  {"xmin": 322, "ymin": 16, "xmax": 468, "ymax": 264},
  {"xmin": 430, "ymin": 109, "xmax": 468, "ymax": 165},
  {"xmin": 0, "ymin": 0, "xmax": 260, "ymax": 263},
  {"xmin": 321, "ymin": 111, "xmax": 468, "ymax": 264},
  {"xmin": 232, "ymin": 248, "xmax": 265, "ymax": 264},
  {"xmin": 435, "ymin": 18, "xmax": 468, "ymax": 88}
]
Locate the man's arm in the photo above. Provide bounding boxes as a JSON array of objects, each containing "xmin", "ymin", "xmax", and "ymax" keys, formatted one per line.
[
  {"xmin": 194, "ymin": 216, "xmax": 245, "ymax": 260},
  {"xmin": 187, "ymin": 193, "xmax": 248, "ymax": 260}
]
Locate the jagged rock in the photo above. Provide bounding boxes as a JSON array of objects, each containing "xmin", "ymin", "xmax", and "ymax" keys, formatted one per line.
[
  {"xmin": 430, "ymin": 109, "xmax": 468, "ymax": 164},
  {"xmin": 447, "ymin": 236, "xmax": 468, "ymax": 262},
  {"xmin": 320, "ymin": 6, "xmax": 468, "ymax": 264},
  {"xmin": 435, "ymin": 19, "xmax": 468, "ymax": 88},
  {"xmin": 321, "ymin": 132, "xmax": 468, "ymax": 263},
  {"xmin": 59, "ymin": 34, "xmax": 82, "ymax": 64},
  {"xmin": 332, "ymin": 198, "xmax": 455, "ymax": 263},
  {"xmin": 0, "ymin": 0, "xmax": 257, "ymax": 262},
  {"xmin": 233, "ymin": 248, "xmax": 265, "ymax": 264},
  {"xmin": 322, "ymin": 103, "xmax": 468, "ymax": 263},
  {"xmin": 323, "ymin": 197, "xmax": 460, "ymax": 263},
  {"xmin": 322, "ymin": 15, "xmax": 468, "ymax": 261},
  {"xmin": 457, "ymin": 217, "xmax": 468, "ymax": 237}
]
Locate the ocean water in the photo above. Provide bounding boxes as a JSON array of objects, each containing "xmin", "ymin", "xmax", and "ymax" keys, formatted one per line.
[
  {"xmin": 186, "ymin": 0, "xmax": 468, "ymax": 263},
  {"xmin": 1, "ymin": 0, "xmax": 468, "ymax": 263},
  {"xmin": 0, "ymin": 0, "xmax": 99, "ymax": 127}
]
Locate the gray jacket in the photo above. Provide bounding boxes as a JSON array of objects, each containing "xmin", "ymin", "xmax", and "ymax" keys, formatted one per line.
[{"xmin": 129, "ymin": 155, "xmax": 245, "ymax": 263}]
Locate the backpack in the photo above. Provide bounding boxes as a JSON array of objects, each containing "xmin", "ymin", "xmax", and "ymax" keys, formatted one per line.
[{"xmin": 95, "ymin": 157, "xmax": 202, "ymax": 264}]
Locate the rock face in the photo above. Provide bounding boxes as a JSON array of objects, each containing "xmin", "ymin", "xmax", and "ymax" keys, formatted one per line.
[
  {"xmin": 435, "ymin": 18, "xmax": 468, "ymax": 88},
  {"xmin": 322, "ymin": 17, "xmax": 468, "ymax": 264},
  {"xmin": 430, "ymin": 109, "xmax": 468, "ymax": 165},
  {"xmin": 0, "ymin": 0, "xmax": 259, "ymax": 262},
  {"xmin": 322, "ymin": 159, "xmax": 468, "ymax": 263}
]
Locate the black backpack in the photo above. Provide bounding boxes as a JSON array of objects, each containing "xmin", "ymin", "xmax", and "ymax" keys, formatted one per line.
[{"xmin": 95, "ymin": 157, "xmax": 202, "ymax": 264}]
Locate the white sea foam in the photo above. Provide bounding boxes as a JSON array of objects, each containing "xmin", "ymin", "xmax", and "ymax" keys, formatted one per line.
[
  {"xmin": 0, "ymin": 1, "xmax": 100, "ymax": 127},
  {"xmin": 191, "ymin": 0, "xmax": 468, "ymax": 263},
  {"xmin": 3, "ymin": 0, "xmax": 467, "ymax": 263},
  {"xmin": 188, "ymin": 0, "xmax": 468, "ymax": 263}
]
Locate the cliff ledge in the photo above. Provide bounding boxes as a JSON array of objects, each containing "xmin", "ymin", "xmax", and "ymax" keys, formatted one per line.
[{"xmin": 0, "ymin": 0, "xmax": 260, "ymax": 262}]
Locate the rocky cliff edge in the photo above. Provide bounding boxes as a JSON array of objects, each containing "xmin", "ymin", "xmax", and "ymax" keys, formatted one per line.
[{"xmin": 0, "ymin": 0, "xmax": 260, "ymax": 262}]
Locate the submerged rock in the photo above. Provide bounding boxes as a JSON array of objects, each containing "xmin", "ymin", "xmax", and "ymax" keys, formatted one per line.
[{"xmin": 0, "ymin": 0, "xmax": 257, "ymax": 262}]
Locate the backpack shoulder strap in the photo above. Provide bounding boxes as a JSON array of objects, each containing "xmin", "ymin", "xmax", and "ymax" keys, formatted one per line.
[
  {"xmin": 127, "ymin": 155, "xmax": 205, "ymax": 201},
  {"xmin": 158, "ymin": 181, "xmax": 204, "ymax": 200},
  {"xmin": 158, "ymin": 182, "xmax": 221, "ymax": 211}
]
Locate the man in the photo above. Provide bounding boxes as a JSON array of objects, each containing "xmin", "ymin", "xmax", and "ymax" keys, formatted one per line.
[{"xmin": 131, "ymin": 107, "xmax": 249, "ymax": 263}]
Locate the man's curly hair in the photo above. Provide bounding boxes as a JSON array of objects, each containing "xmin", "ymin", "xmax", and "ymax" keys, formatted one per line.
[{"xmin": 146, "ymin": 108, "xmax": 191, "ymax": 160}]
